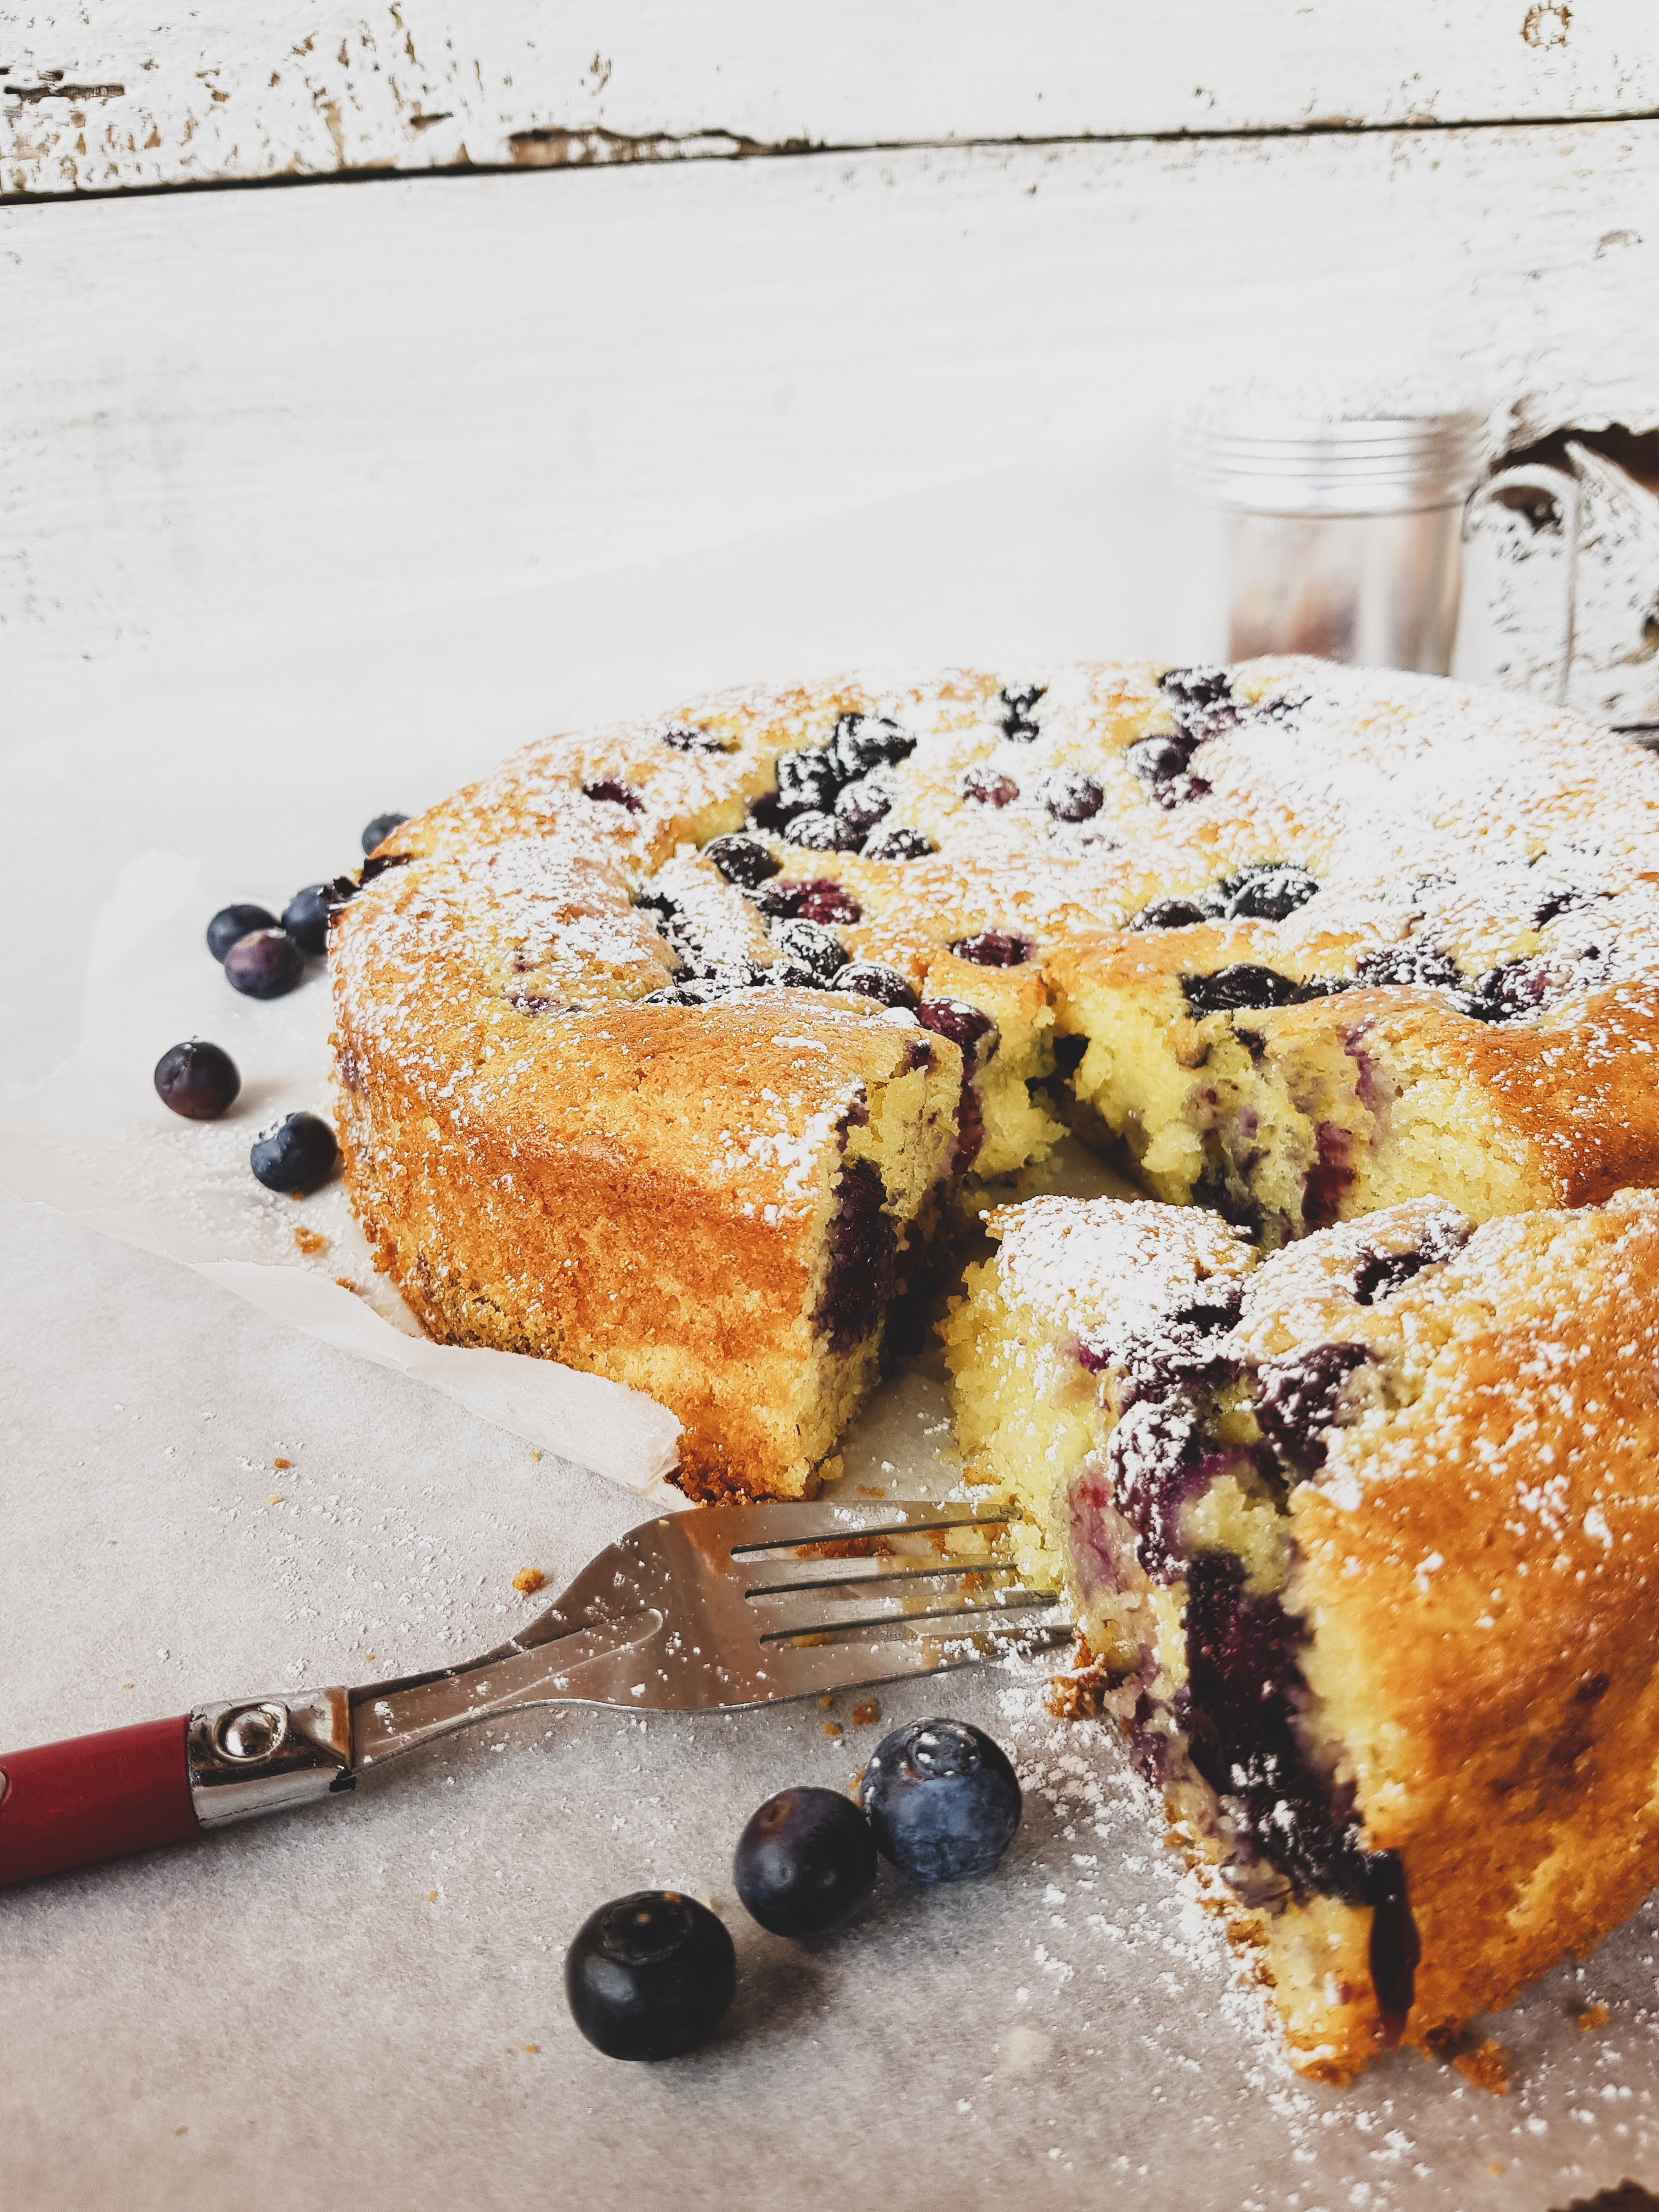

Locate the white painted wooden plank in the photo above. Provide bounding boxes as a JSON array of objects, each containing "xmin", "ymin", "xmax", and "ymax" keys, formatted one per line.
[
  {"xmin": 3, "ymin": 126, "xmax": 1655, "ymax": 693},
  {"xmin": 4, "ymin": 1, "xmax": 1657, "ymax": 199}
]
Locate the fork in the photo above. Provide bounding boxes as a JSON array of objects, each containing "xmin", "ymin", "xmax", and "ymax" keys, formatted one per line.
[{"xmin": 0, "ymin": 1499, "xmax": 1066, "ymax": 1888}]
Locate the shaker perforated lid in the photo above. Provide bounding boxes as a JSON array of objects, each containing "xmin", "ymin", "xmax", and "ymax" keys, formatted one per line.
[{"xmin": 1171, "ymin": 392, "xmax": 1488, "ymax": 515}]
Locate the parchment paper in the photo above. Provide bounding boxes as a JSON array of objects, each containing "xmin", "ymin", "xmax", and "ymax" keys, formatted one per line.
[{"xmin": 0, "ymin": 850, "xmax": 684, "ymax": 1501}]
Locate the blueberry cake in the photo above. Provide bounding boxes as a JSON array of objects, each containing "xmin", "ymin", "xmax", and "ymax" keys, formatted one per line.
[
  {"xmin": 944, "ymin": 1187, "xmax": 1659, "ymax": 2079},
  {"xmin": 332, "ymin": 658, "xmax": 1659, "ymax": 1497}
]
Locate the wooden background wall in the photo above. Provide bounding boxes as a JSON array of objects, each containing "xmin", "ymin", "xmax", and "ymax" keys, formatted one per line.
[{"xmin": 3, "ymin": 4, "xmax": 1657, "ymax": 716}]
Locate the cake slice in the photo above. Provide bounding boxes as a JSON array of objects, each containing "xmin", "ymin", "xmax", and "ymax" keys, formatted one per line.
[
  {"xmin": 333, "ymin": 840, "xmax": 962, "ymax": 1498},
  {"xmin": 944, "ymin": 1187, "xmax": 1659, "ymax": 2078}
]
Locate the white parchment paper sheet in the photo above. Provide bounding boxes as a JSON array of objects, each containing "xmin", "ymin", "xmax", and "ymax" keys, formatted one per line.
[{"xmin": 0, "ymin": 851, "xmax": 684, "ymax": 1500}]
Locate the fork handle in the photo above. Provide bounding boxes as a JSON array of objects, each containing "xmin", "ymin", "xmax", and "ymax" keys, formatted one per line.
[{"xmin": 0, "ymin": 1715, "xmax": 199, "ymax": 1888}]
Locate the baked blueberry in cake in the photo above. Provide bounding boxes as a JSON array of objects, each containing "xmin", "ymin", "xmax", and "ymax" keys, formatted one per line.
[
  {"xmin": 944, "ymin": 1187, "xmax": 1659, "ymax": 2079},
  {"xmin": 335, "ymin": 658, "xmax": 1659, "ymax": 1497}
]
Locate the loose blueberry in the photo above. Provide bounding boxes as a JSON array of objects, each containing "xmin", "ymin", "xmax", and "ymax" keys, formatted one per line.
[
  {"xmin": 834, "ymin": 777, "xmax": 893, "ymax": 834},
  {"xmin": 832, "ymin": 713, "xmax": 916, "ymax": 778},
  {"xmin": 250, "ymin": 1110, "xmax": 338, "ymax": 1194},
  {"xmin": 861, "ymin": 823, "xmax": 935, "ymax": 862},
  {"xmin": 1130, "ymin": 896, "xmax": 1207, "ymax": 932},
  {"xmin": 564, "ymin": 1891, "xmax": 737, "ymax": 2062},
  {"xmin": 281, "ymin": 876, "xmax": 356, "ymax": 958},
  {"xmin": 836, "ymin": 962, "xmax": 919, "ymax": 1010},
  {"xmin": 917, "ymin": 998, "xmax": 998, "ymax": 1057},
  {"xmin": 584, "ymin": 777, "xmax": 645, "ymax": 812},
  {"xmin": 206, "ymin": 903, "xmax": 278, "ymax": 963},
  {"xmin": 770, "ymin": 918, "xmax": 848, "ymax": 985},
  {"xmin": 1043, "ymin": 770, "xmax": 1104, "ymax": 823},
  {"xmin": 704, "ymin": 834, "xmax": 781, "ymax": 888},
  {"xmin": 997, "ymin": 685, "xmax": 1046, "ymax": 742},
  {"xmin": 960, "ymin": 766, "xmax": 1019, "ymax": 808},
  {"xmin": 224, "ymin": 928, "xmax": 305, "ymax": 1000},
  {"xmin": 774, "ymin": 748, "xmax": 843, "ymax": 818},
  {"xmin": 950, "ymin": 929, "xmax": 1029, "ymax": 967},
  {"xmin": 859, "ymin": 1718, "xmax": 1023, "ymax": 1882},
  {"xmin": 154, "ymin": 1040, "xmax": 241, "ymax": 1120},
  {"xmin": 732, "ymin": 1787, "xmax": 878, "ymax": 1939},
  {"xmin": 785, "ymin": 810, "xmax": 863, "ymax": 853},
  {"xmin": 360, "ymin": 812, "xmax": 409, "ymax": 855}
]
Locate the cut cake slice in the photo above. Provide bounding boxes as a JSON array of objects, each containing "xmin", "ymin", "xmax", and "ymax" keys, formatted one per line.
[{"xmin": 943, "ymin": 1186, "xmax": 1659, "ymax": 2078}]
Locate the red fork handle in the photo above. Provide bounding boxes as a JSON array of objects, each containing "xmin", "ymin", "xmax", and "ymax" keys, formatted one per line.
[{"xmin": 0, "ymin": 1714, "xmax": 200, "ymax": 1887}]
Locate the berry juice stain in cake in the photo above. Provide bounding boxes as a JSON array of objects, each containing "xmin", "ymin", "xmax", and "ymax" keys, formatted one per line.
[
  {"xmin": 815, "ymin": 1158, "xmax": 898, "ymax": 1351},
  {"xmin": 582, "ymin": 777, "xmax": 644, "ymax": 812},
  {"xmin": 1252, "ymin": 1342, "xmax": 1373, "ymax": 1475}
]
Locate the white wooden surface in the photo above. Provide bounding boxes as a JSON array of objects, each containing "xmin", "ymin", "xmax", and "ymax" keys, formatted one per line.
[
  {"xmin": 5, "ymin": 124, "xmax": 1656, "ymax": 699},
  {"xmin": 4, "ymin": 0, "xmax": 1658, "ymax": 197}
]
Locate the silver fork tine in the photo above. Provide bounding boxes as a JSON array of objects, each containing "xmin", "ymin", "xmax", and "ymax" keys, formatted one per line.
[{"xmin": 758, "ymin": 1615, "xmax": 1072, "ymax": 1702}]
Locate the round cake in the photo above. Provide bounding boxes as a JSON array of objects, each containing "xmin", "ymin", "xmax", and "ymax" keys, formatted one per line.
[{"xmin": 330, "ymin": 658, "xmax": 1659, "ymax": 1496}]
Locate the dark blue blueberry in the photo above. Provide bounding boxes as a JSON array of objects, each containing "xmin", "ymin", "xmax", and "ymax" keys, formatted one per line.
[
  {"xmin": 769, "ymin": 918, "xmax": 848, "ymax": 985},
  {"xmin": 659, "ymin": 723, "xmax": 731, "ymax": 754},
  {"xmin": 1160, "ymin": 665, "xmax": 1231, "ymax": 707},
  {"xmin": 997, "ymin": 685, "xmax": 1046, "ymax": 742},
  {"xmin": 861, "ymin": 823, "xmax": 935, "ymax": 862},
  {"xmin": 1180, "ymin": 965, "xmax": 1311, "ymax": 1016},
  {"xmin": 1131, "ymin": 896, "xmax": 1207, "ymax": 932},
  {"xmin": 732, "ymin": 1786, "xmax": 878, "ymax": 1939},
  {"xmin": 1125, "ymin": 736, "xmax": 1190, "ymax": 785},
  {"xmin": 153, "ymin": 1040, "xmax": 240, "ymax": 1120},
  {"xmin": 637, "ymin": 984, "xmax": 708, "ymax": 1008},
  {"xmin": 224, "ymin": 928, "xmax": 305, "ymax": 1000},
  {"xmin": 785, "ymin": 809, "xmax": 863, "ymax": 854},
  {"xmin": 563, "ymin": 1891, "xmax": 737, "ymax": 2061},
  {"xmin": 1211, "ymin": 864, "xmax": 1319, "ymax": 922},
  {"xmin": 950, "ymin": 929, "xmax": 1030, "ymax": 967},
  {"xmin": 281, "ymin": 876, "xmax": 357, "ymax": 958},
  {"xmin": 774, "ymin": 748, "xmax": 843, "ymax": 818},
  {"xmin": 1460, "ymin": 957, "xmax": 1556, "ymax": 1024},
  {"xmin": 206, "ymin": 904, "xmax": 278, "ymax": 963},
  {"xmin": 834, "ymin": 961, "xmax": 918, "ymax": 1010},
  {"xmin": 834, "ymin": 777, "xmax": 892, "ymax": 834},
  {"xmin": 916, "ymin": 998, "xmax": 997, "ymax": 1058},
  {"xmin": 832, "ymin": 713, "xmax": 915, "ymax": 778},
  {"xmin": 1253, "ymin": 1342, "xmax": 1372, "ymax": 1474},
  {"xmin": 960, "ymin": 765, "xmax": 1020, "ymax": 808},
  {"xmin": 1355, "ymin": 941, "xmax": 1463, "ymax": 989},
  {"xmin": 859, "ymin": 1719, "xmax": 1022, "ymax": 1882},
  {"xmin": 250, "ymin": 1110, "xmax": 338, "ymax": 1194},
  {"xmin": 1043, "ymin": 770, "xmax": 1104, "ymax": 823},
  {"xmin": 632, "ymin": 887, "xmax": 680, "ymax": 926},
  {"xmin": 704, "ymin": 833, "xmax": 780, "ymax": 888},
  {"xmin": 360, "ymin": 812, "xmax": 409, "ymax": 855},
  {"xmin": 583, "ymin": 777, "xmax": 644, "ymax": 812}
]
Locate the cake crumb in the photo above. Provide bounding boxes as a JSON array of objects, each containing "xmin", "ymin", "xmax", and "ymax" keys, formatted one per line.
[
  {"xmin": 513, "ymin": 1566, "xmax": 546, "ymax": 1596},
  {"xmin": 818, "ymin": 1694, "xmax": 834, "ymax": 1708},
  {"xmin": 856, "ymin": 1486, "xmax": 886, "ymax": 1499},
  {"xmin": 292, "ymin": 1226, "xmax": 328, "ymax": 1255},
  {"xmin": 1453, "ymin": 2039, "xmax": 1511, "ymax": 2094},
  {"xmin": 523, "ymin": 2045, "xmax": 539, "ymax": 2055},
  {"xmin": 823, "ymin": 1721, "xmax": 843, "ymax": 1737},
  {"xmin": 427, "ymin": 1892, "xmax": 438, "ymax": 1904},
  {"xmin": 267, "ymin": 1495, "xmax": 284, "ymax": 1506},
  {"xmin": 273, "ymin": 1457, "xmax": 292, "ymax": 1470},
  {"xmin": 1577, "ymin": 2001, "xmax": 1610, "ymax": 2030},
  {"xmin": 1486, "ymin": 2161, "xmax": 1504, "ymax": 2176},
  {"xmin": 851, "ymin": 1699, "xmax": 882, "ymax": 1727},
  {"xmin": 335, "ymin": 1276, "xmax": 360, "ymax": 1294},
  {"xmin": 1043, "ymin": 1638, "xmax": 1117, "ymax": 1720}
]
